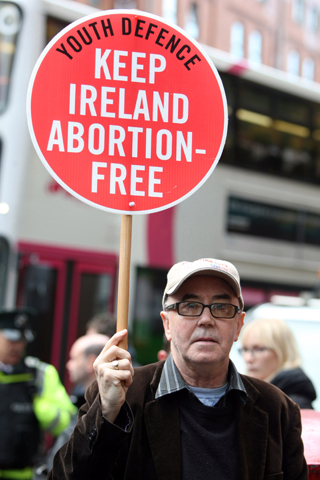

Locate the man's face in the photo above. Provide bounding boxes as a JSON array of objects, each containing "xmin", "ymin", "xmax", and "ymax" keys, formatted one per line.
[
  {"xmin": 0, "ymin": 331, "xmax": 26, "ymax": 365},
  {"xmin": 161, "ymin": 275, "xmax": 245, "ymax": 375},
  {"xmin": 66, "ymin": 343, "xmax": 90, "ymax": 386}
]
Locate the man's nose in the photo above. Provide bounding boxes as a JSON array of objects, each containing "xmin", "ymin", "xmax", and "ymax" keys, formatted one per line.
[{"xmin": 198, "ymin": 305, "xmax": 215, "ymax": 325}]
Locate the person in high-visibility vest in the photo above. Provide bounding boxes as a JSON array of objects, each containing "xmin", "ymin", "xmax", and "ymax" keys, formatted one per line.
[
  {"xmin": 0, "ymin": 308, "xmax": 77, "ymax": 480},
  {"xmin": 34, "ymin": 333, "xmax": 110, "ymax": 480}
]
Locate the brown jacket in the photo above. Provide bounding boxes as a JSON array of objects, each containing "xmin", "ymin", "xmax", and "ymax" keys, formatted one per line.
[{"xmin": 48, "ymin": 361, "xmax": 308, "ymax": 480}]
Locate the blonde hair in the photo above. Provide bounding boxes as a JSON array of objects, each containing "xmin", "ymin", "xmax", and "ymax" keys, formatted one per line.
[{"xmin": 240, "ymin": 317, "xmax": 301, "ymax": 370}]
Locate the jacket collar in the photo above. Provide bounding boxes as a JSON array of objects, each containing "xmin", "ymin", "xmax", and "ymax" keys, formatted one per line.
[{"xmin": 155, "ymin": 353, "xmax": 247, "ymax": 404}]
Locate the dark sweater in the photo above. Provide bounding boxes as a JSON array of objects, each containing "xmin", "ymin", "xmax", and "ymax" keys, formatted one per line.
[
  {"xmin": 271, "ymin": 367, "xmax": 316, "ymax": 409},
  {"xmin": 178, "ymin": 389, "xmax": 238, "ymax": 480}
]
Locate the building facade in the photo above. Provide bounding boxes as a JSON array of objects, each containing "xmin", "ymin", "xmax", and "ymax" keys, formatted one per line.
[{"xmin": 73, "ymin": 0, "xmax": 320, "ymax": 82}]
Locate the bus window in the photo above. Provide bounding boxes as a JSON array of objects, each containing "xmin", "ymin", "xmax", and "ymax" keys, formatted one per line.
[
  {"xmin": 16, "ymin": 262, "xmax": 59, "ymax": 366},
  {"xmin": 0, "ymin": 236, "xmax": 9, "ymax": 306},
  {"xmin": 17, "ymin": 244, "xmax": 118, "ymax": 377},
  {"xmin": 227, "ymin": 196, "xmax": 298, "ymax": 243},
  {"xmin": 46, "ymin": 16, "xmax": 68, "ymax": 44},
  {"xmin": 227, "ymin": 195, "xmax": 320, "ymax": 247},
  {"xmin": 219, "ymin": 73, "xmax": 320, "ymax": 184},
  {"xmin": 236, "ymin": 83, "xmax": 278, "ymax": 173},
  {"xmin": 0, "ymin": 137, "xmax": 2, "ymax": 177},
  {"xmin": 278, "ymin": 95, "xmax": 310, "ymax": 125},
  {"xmin": 219, "ymin": 73, "xmax": 235, "ymax": 163},
  {"xmin": 76, "ymin": 271, "xmax": 113, "ymax": 338},
  {"xmin": 0, "ymin": 2, "xmax": 22, "ymax": 112},
  {"xmin": 235, "ymin": 108, "xmax": 275, "ymax": 172},
  {"xmin": 305, "ymin": 212, "xmax": 320, "ymax": 246},
  {"xmin": 239, "ymin": 83, "xmax": 272, "ymax": 115},
  {"xmin": 132, "ymin": 266, "xmax": 167, "ymax": 365}
]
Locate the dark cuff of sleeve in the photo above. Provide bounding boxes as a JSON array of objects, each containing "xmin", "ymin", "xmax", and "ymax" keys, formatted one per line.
[{"xmin": 101, "ymin": 402, "xmax": 133, "ymax": 433}]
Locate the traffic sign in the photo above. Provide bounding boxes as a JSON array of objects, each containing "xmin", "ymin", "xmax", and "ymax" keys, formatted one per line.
[{"xmin": 27, "ymin": 10, "xmax": 228, "ymax": 215}]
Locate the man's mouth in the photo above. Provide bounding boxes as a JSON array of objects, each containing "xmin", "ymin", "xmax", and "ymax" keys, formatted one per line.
[{"xmin": 193, "ymin": 337, "xmax": 217, "ymax": 343}]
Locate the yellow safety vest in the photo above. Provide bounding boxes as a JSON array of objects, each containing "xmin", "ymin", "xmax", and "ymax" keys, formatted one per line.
[{"xmin": 0, "ymin": 357, "xmax": 76, "ymax": 480}]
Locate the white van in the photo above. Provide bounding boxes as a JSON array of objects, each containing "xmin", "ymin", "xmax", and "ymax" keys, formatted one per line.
[{"xmin": 230, "ymin": 296, "xmax": 320, "ymax": 411}]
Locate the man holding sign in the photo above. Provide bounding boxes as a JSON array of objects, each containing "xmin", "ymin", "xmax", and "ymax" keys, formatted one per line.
[
  {"xmin": 48, "ymin": 258, "xmax": 307, "ymax": 480},
  {"xmin": 28, "ymin": 11, "xmax": 306, "ymax": 479}
]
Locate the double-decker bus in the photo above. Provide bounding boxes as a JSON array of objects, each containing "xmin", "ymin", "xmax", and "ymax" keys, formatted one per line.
[{"xmin": 1, "ymin": 0, "xmax": 320, "ymax": 378}]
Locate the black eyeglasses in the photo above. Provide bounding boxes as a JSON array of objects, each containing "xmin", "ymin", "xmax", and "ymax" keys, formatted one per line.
[{"xmin": 165, "ymin": 302, "xmax": 240, "ymax": 319}]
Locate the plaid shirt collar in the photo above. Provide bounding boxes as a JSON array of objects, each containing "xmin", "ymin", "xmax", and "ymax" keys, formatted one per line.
[{"xmin": 155, "ymin": 353, "xmax": 247, "ymax": 404}]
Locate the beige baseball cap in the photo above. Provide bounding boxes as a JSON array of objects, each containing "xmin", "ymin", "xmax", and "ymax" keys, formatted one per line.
[{"xmin": 162, "ymin": 258, "xmax": 244, "ymax": 310}]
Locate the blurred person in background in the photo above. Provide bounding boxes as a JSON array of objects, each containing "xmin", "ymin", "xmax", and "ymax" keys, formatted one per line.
[
  {"xmin": 34, "ymin": 333, "xmax": 109, "ymax": 479},
  {"xmin": 85, "ymin": 312, "xmax": 117, "ymax": 338},
  {"xmin": 239, "ymin": 317, "xmax": 317, "ymax": 409},
  {"xmin": 0, "ymin": 308, "xmax": 76, "ymax": 480},
  {"xmin": 157, "ymin": 334, "xmax": 170, "ymax": 361},
  {"xmin": 86, "ymin": 312, "xmax": 140, "ymax": 367},
  {"xmin": 66, "ymin": 334, "xmax": 110, "ymax": 409}
]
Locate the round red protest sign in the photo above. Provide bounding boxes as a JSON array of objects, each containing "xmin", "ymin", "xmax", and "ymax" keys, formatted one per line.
[{"xmin": 27, "ymin": 10, "xmax": 228, "ymax": 214}]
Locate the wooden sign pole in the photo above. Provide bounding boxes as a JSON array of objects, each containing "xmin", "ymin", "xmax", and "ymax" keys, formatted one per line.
[{"xmin": 116, "ymin": 214, "xmax": 133, "ymax": 350}]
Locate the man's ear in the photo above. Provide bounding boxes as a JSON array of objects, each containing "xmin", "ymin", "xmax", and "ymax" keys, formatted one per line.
[
  {"xmin": 234, "ymin": 312, "xmax": 245, "ymax": 342},
  {"xmin": 160, "ymin": 311, "xmax": 172, "ymax": 342}
]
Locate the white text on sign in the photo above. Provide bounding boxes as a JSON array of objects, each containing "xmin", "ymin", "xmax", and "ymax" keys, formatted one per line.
[
  {"xmin": 47, "ymin": 122, "xmax": 193, "ymax": 161},
  {"xmin": 46, "ymin": 45, "xmax": 206, "ymax": 199},
  {"xmin": 94, "ymin": 49, "xmax": 166, "ymax": 83},
  {"xmin": 92, "ymin": 162, "xmax": 163, "ymax": 197}
]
